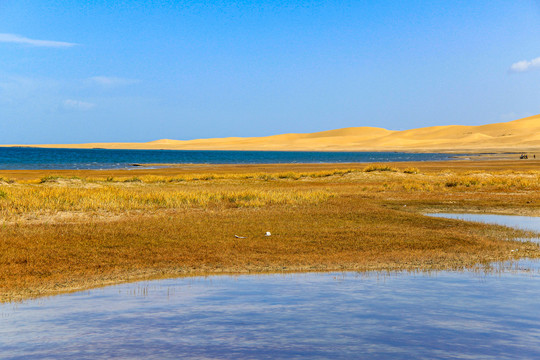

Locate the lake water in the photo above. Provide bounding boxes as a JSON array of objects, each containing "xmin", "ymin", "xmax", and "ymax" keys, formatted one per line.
[
  {"xmin": 428, "ymin": 213, "xmax": 540, "ymax": 234},
  {"xmin": 0, "ymin": 147, "xmax": 460, "ymax": 170},
  {"xmin": 1, "ymin": 214, "xmax": 540, "ymax": 359}
]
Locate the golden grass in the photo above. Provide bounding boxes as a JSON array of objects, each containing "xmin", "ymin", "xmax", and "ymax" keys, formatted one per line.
[
  {"xmin": 0, "ymin": 184, "xmax": 332, "ymax": 216},
  {"xmin": 363, "ymin": 163, "xmax": 399, "ymax": 172},
  {"xmin": 403, "ymin": 167, "xmax": 420, "ymax": 174},
  {"xmin": 0, "ymin": 161, "xmax": 539, "ymax": 302}
]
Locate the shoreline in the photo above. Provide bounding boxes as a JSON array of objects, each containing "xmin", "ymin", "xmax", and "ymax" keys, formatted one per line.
[
  {"xmin": 1, "ymin": 144, "xmax": 538, "ymax": 155},
  {"xmin": 1, "ymin": 159, "xmax": 540, "ymax": 180},
  {"xmin": 8, "ymin": 258, "xmax": 537, "ymax": 304}
]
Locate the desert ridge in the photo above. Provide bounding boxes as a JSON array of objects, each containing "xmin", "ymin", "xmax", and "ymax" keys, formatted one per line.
[{"xmin": 4, "ymin": 115, "xmax": 540, "ymax": 153}]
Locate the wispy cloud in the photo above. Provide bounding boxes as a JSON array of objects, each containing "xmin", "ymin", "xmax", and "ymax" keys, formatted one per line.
[
  {"xmin": 509, "ymin": 56, "xmax": 540, "ymax": 73},
  {"xmin": 88, "ymin": 76, "xmax": 139, "ymax": 87},
  {"xmin": 63, "ymin": 99, "xmax": 95, "ymax": 111},
  {"xmin": 0, "ymin": 33, "xmax": 77, "ymax": 48}
]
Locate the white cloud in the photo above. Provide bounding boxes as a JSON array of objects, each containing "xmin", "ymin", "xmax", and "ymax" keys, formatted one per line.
[
  {"xmin": 63, "ymin": 99, "xmax": 95, "ymax": 111},
  {"xmin": 509, "ymin": 57, "xmax": 540, "ymax": 73},
  {"xmin": 0, "ymin": 33, "xmax": 77, "ymax": 48},
  {"xmin": 88, "ymin": 76, "xmax": 139, "ymax": 87}
]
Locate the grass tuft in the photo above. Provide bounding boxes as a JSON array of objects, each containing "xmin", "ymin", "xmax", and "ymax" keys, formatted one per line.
[
  {"xmin": 363, "ymin": 164, "xmax": 399, "ymax": 172},
  {"xmin": 403, "ymin": 167, "xmax": 420, "ymax": 174},
  {"xmin": 40, "ymin": 175, "xmax": 61, "ymax": 183}
]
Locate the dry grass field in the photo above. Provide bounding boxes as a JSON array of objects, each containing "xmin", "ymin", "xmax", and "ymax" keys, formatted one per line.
[{"xmin": 1, "ymin": 160, "xmax": 539, "ymax": 302}]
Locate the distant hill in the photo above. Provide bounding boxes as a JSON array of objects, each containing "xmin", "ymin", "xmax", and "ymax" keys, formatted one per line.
[{"xmin": 5, "ymin": 115, "xmax": 540, "ymax": 153}]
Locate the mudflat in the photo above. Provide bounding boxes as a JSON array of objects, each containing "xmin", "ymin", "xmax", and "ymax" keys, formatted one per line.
[{"xmin": 1, "ymin": 160, "xmax": 539, "ymax": 302}]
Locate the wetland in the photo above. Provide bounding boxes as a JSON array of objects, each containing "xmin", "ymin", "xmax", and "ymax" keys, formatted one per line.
[{"xmin": 0, "ymin": 160, "xmax": 539, "ymax": 302}]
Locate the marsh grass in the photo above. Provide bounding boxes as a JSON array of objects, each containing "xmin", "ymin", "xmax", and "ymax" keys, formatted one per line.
[
  {"xmin": 1, "ymin": 162, "xmax": 539, "ymax": 302},
  {"xmin": 0, "ymin": 185, "xmax": 333, "ymax": 216},
  {"xmin": 403, "ymin": 167, "xmax": 420, "ymax": 174},
  {"xmin": 363, "ymin": 164, "xmax": 399, "ymax": 172}
]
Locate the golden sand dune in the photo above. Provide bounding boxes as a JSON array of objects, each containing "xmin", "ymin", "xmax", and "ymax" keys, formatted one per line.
[{"xmin": 6, "ymin": 115, "xmax": 540, "ymax": 153}]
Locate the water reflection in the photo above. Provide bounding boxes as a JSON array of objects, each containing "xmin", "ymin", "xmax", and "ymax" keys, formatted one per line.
[
  {"xmin": 428, "ymin": 213, "xmax": 540, "ymax": 235},
  {"xmin": 2, "ymin": 215, "xmax": 540, "ymax": 359}
]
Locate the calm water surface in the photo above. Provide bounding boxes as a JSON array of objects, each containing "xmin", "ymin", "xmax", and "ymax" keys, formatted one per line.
[
  {"xmin": 0, "ymin": 147, "xmax": 461, "ymax": 170},
  {"xmin": 428, "ymin": 213, "xmax": 540, "ymax": 234},
  {"xmin": 1, "ymin": 214, "xmax": 540, "ymax": 359}
]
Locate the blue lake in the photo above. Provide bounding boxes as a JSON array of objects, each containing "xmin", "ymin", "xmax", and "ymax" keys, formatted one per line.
[
  {"xmin": 428, "ymin": 213, "xmax": 540, "ymax": 234},
  {"xmin": 0, "ymin": 147, "xmax": 461, "ymax": 170},
  {"xmin": 1, "ymin": 214, "xmax": 540, "ymax": 359}
]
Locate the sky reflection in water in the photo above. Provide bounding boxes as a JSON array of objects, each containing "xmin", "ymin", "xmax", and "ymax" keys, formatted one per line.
[
  {"xmin": 428, "ymin": 213, "xmax": 540, "ymax": 236},
  {"xmin": 1, "ymin": 214, "xmax": 540, "ymax": 359}
]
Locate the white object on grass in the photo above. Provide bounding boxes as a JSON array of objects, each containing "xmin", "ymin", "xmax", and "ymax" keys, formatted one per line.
[
  {"xmin": 265, "ymin": 232, "xmax": 271, "ymax": 236},
  {"xmin": 234, "ymin": 235, "xmax": 246, "ymax": 239}
]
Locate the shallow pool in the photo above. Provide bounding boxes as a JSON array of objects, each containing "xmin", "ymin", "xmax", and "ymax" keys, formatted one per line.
[
  {"xmin": 2, "ymin": 214, "xmax": 540, "ymax": 359},
  {"xmin": 428, "ymin": 213, "xmax": 540, "ymax": 234}
]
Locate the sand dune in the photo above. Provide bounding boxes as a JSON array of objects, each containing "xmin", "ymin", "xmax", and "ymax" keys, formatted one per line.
[{"xmin": 5, "ymin": 115, "xmax": 540, "ymax": 153}]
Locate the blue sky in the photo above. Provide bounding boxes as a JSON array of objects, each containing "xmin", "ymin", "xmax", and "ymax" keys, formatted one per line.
[{"xmin": 1, "ymin": 0, "xmax": 540, "ymax": 144}]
